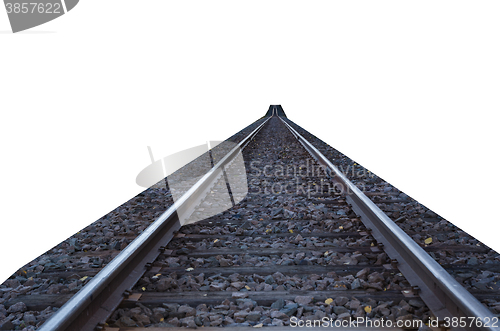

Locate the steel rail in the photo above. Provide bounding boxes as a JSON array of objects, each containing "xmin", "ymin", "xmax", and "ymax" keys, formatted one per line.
[
  {"xmin": 39, "ymin": 117, "xmax": 271, "ymax": 331},
  {"xmin": 279, "ymin": 117, "xmax": 496, "ymax": 331}
]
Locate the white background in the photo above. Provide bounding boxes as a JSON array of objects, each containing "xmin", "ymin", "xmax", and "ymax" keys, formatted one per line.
[{"xmin": 1, "ymin": 1, "xmax": 499, "ymax": 283}]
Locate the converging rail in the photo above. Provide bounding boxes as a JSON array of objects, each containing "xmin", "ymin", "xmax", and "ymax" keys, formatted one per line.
[
  {"xmin": 279, "ymin": 117, "xmax": 496, "ymax": 331},
  {"xmin": 34, "ymin": 107, "xmax": 496, "ymax": 331},
  {"xmin": 39, "ymin": 118, "xmax": 271, "ymax": 331}
]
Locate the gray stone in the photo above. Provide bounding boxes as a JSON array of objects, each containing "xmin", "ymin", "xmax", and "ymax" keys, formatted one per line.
[
  {"xmin": 167, "ymin": 317, "xmax": 180, "ymax": 327},
  {"xmin": 467, "ymin": 257, "xmax": 478, "ymax": 265},
  {"xmin": 367, "ymin": 272, "xmax": 384, "ymax": 283},
  {"xmin": 152, "ymin": 307, "xmax": 167, "ymax": 323},
  {"xmin": 353, "ymin": 307, "xmax": 364, "ymax": 319},
  {"xmin": 194, "ymin": 316, "xmax": 203, "ymax": 326},
  {"xmin": 134, "ymin": 314, "xmax": 151, "ymax": 325},
  {"xmin": 294, "ymin": 295, "xmax": 313, "ymax": 305},
  {"xmin": 7, "ymin": 302, "xmax": 26, "ymax": 313},
  {"xmin": 264, "ymin": 275, "xmax": 275, "ymax": 285},
  {"xmin": 23, "ymin": 312, "xmax": 37, "ymax": 325},
  {"xmin": 0, "ymin": 320, "xmax": 14, "ymax": 330},
  {"xmin": 247, "ymin": 311, "xmax": 262, "ymax": 321},
  {"xmin": 334, "ymin": 296, "xmax": 349, "ymax": 306},
  {"xmin": 234, "ymin": 311, "xmax": 249, "ymax": 323},
  {"xmin": 355, "ymin": 267, "xmax": 370, "ymax": 279},
  {"xmin": 379, "ymin": 307, "xmax": 391, "ymax": 316},
  {"xmin": 367, "ymin": 282, "xmax": 383, "ymax": 291},
  {"xmin": 315, "ymin": 310, "xmax": 326, "ymax": 319},
  {"xmin": 261, "ymin": 317, "xmax": 272, "ymax": 325},
  {"xmin": 196, "ymin": 304, "xmax": 208, "ymax": 312},
  {"xmin": 157, "ymin": 277, "xmax": 174, "ymax": 291},
  {"xmin": 209, "ymin": 315, "xmax": 223, "ymax": 326},
  {"xmin": 236, "ymin": 298, "xmax": 256, "ymax": 309},
  {"xmin": 333, "ymin": 306, "xmax": 349, "ymax": 315},
  {"xmin": 4, "ymin": 279, "xmax": 20, "ymax": 288},
  {"xmin": 270, "ymin": 311, "xmax": 287, "ymax": 319},
  {"xmin": 337, "ymin": 312, "xmax": 351, "ymax": 320},
  {"xmin": 223, "ymin": 316, "xmax": 235, "ymax": 325},
  {"xmin": 230, "ymin": 282, "xmax": 246, "ymax": 290},
  {"xmin": 163, "ymin": 303, "xmax": 179, "ymax": 312},
  {"xmin": 271, "ymin": 208, "xmax": 283, "ymax": 217},
  {"xmin": 219, "ymin": 258, "xmax": 231, "ymax": 267},
  {"xmin": 271, "ymin": 299, "xmax": 285, "ymax": 309},
  {"xmin": 24, "ymin": 279, "xmax": 36, "ymax": 287},
  {"xmin": 425, "ymin": 210, "xmax": 437, "ymax": 217},
  {"xmin": 281, "ymin": 303, "xmax": 298, "ymax": 316},
  {"xmin": 178, "ymin": 305, "xmax": 196, "ymax": 317},
  {"xmin": 346, "ymin": 299, "xmax": 360, "ymax": 310},
  {"xmin": 115, "ymin": 316, "xmax": 137, "ymax": 327},
  {"xmin": 351, "ymin": 279, "xmax": 362, "ymax": 290},
  {"xmin": 456, "ymin": 272, "xmax": 474, "ymax": 280},
  {"xmin": 112, "ymin": 241, "xmax": 122, "ymax": 250},
  {"xmin": 180, "ymin": 316, "xmax": 197, "ymax": 328},
  {"xmin": 209, "ymin": 283, "xmax": 226, "ymax": 291}
]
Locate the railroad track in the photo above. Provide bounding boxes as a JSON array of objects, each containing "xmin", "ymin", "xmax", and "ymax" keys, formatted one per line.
[
  {"xmin": 280, "ymin": 117, "xmax": 500, "ymax": 314},
  {"xmin": 1, "ymin": 106, "xmax": 498, "ymax": 331}
]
